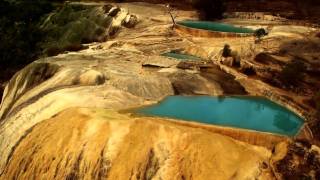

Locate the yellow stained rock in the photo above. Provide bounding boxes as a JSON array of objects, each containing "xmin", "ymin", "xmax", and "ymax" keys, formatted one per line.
[{"xmin": 1, "ymin": 108, "xmax": 272, "ymax": 180}]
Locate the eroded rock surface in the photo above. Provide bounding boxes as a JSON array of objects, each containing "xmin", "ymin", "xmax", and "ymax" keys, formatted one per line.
[{"xmin": 0, "ymin": 108, "xmax": 272, "ymax": 180}]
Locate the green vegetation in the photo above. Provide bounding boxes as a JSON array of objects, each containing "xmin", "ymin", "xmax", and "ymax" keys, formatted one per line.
[
  {"xmin": 0, "ymin": 0, "xmax": 55, "ymax": 100},
  {"xmin": 254, "ymin": 28, "xmax": 268, "ymax": 42},
  {"xmin": 0, "ymin": 1, "xmax": 120, "ymax": 100},
  {"xmin": 0, "ymin": 0, "xmax": 54, "ymax": 70},
  {"xmin": 0, "ymin": 1, "xmax": 117, "ymax": 75},
  {"xmin": 279, "ymin": 59, "xmax": 306, "ymax": 87},
  {"xmin": 222, "ymin": 44, "xmax": 232, "ymax": 58},
  {"xmin": 41, "ymin": 4, "xmax": 113, "ymax": 56}
]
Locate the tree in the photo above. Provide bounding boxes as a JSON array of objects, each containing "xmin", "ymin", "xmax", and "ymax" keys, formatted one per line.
[
  {"xmin": 194, "ymin": 0, "xmax": 226, "ymax": 20},
  {"xmin": 166, "ymin": 4, "xmax": 176, "ymax": 26},
  {"xmin": 222, "ymin": 44, "xmax": 232, "ymax": 57},
  {"xmin": 293, "ymin": 0, "xmax": 315, "ymax": 17},
  {"xmin": 0, "ymin": 0, "xmax": 53, "ymax": 69},
  {"xmin": 254, "ymin": 28, "xmax": 268, "ymax": 42}
]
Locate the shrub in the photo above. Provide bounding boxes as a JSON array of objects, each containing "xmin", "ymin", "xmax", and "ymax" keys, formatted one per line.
[
  {"xmin": 40, "ymin": 4, "xmax": 113, "ymax": 56},
  {"xmin": 222, "ymin": 44, "xmax": 232, "ymax": 58},
  {"xmin": 254, "ymin": 28, "xmax": 268, "ymax": 40},
  {"xmin": 279, "ymin": 59, "xmax": 306, "ymax": 86}
]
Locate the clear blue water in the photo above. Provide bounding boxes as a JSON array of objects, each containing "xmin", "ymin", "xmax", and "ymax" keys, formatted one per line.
[
  {"xmin": 136, "ymin": 96, "xmax": 304, "ymax": 136},
  {"xmin": 178, "ymin": 20, "xmax": 254, "ymax": 34},
  {"xmin": 162, "ymin": 52, "xmax": 202, "ymax": 61}
]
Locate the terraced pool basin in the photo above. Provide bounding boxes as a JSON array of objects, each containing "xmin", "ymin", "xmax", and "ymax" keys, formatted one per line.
[
  {"xmin": 136, "ymin": 96, "xmax": 304, "ymax": 136},
  {"xmin": 177, "ymin": 20, "xmax": 254, "ymax": 33},
  {"xmin": 161, "ymin": 52, "xmax": 202, "ymax": 60},
  {"xmin": 161, "ymin": 52, "xmax": 201, "ymax": 60}
]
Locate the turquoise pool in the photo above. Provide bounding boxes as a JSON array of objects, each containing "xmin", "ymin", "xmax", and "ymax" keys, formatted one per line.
[
  {"xmin": 162, "ymin": 52, "xmax": 202, "ymax": 61},
  {"xmin": 136, "ymin": 96, "xmax": 304, "ymax": 136},
  {"xmin": 177, "ymin": 20, "xmax": 254, "ymax": 34}
]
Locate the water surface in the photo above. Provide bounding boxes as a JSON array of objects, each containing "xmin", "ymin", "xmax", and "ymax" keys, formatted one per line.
[
  {"xmin": 136, "ymin": 96, "xmax": 304, "ymax": 136},
  {"xmin": 162, "ymin": 52, "xmax": 202, "ymax": 61},
  {"xmin": 178, "ymin": 20, "xmax": 254, "ymax": 34}
]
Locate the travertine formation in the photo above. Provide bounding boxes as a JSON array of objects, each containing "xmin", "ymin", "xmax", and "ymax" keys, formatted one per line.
[
  {"xmin": 0, "ymin": 108, "xmax": 272, "ymax": 180},
  {"xmin": 0, "ymin": 3, "xmax": 250, "ymax": 178},
  {"xmin": 0, "ymin": 2, "xmax": 319, "ymax": 179}
]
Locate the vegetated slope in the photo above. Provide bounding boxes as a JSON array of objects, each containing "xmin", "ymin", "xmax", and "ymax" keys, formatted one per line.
[
  {"xmin": 0, "ymin": 2, "xmax": 137, "ymax": 101},
  {"xmin": 40, "ymin": 3, "xmax": 135, "ymax": 56},
  {"xmin": 0, "ymin": 0, "xmax": 54, "ymax": 100}
]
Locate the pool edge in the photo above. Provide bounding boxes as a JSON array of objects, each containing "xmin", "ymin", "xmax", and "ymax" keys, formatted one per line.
[
  {"xmin": 120, "ymin": 95, "xmax": 310, "ymax": 149},
  {"xmin": 138, "ymin": 114, "xmax": 290, "ymax": 149},
  {"xmin": 174, "ymin": 23, "xmax": 254, "ymax": 38}
]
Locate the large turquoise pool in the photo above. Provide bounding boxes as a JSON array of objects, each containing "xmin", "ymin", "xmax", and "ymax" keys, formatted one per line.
[
  {"xmin": 177, "ymin": 20, "xmax": 254, "ymax": 34},
  {"xmin": 136, "ymin": 96, "xmax": 304, "ymax": 136}
]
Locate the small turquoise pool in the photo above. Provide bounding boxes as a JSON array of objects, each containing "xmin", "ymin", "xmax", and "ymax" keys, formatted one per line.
[
  {"xmin": 162, "ymin": 52, "xmax": 202, "ymax": 61},
  {"xmin": 136, "ymin": 96, "xmax": 304, "ymax": 136},
  {"xmin": 177, "ymin": 20, "xmax": 254, "ymax": 34}
]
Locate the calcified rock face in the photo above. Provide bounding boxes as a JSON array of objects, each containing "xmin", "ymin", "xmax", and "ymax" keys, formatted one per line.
[
  {"xmin": 0, "ymin": 2, "xmax": 284, "ymax": 179},
  {"xmin": 0, "ymin": 108, "xmax": 271, "ymax": 179}
]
